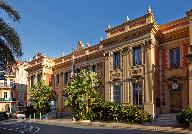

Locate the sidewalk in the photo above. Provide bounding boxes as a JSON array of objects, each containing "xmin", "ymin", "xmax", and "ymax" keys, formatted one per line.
[{"xmin": 31, "ymin": 118, "xmax": 191, "ymax": 133}]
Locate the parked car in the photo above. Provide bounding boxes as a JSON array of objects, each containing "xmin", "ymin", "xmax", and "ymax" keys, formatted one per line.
[{"xmin": 16, "ymin": 111, "xmax": 26, "ymax": 119}]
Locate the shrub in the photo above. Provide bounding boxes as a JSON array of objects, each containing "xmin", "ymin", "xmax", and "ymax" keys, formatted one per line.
[
  {"xmin": 177, "ymin": 107, "xmax": 192, "ymax": 125},
  {"xmin": 91, "ymin": 102, "xmax": 151, "ymax": 123}
]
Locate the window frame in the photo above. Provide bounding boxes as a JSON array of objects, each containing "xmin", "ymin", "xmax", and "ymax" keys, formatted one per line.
[
  {"xmin": 132, "ymin": 83, "xmax": 143, "ymax": 106},
  {"xmin": 4, "ymin": 79, "xmax": 7, "ymax": 86},
  {"xmin": 113, "ymin": 51, "xmax": 121, "ymax": 69},
  {"xmin": 169, "ymin": 47, "xmax": 180, "ymax": 68},
  {"xmin": 133, "ymin": 46, "xmax": 142, "ymax": 66},
  {"xmin": 4, "ymin": 92, "xmax": 7, "ymax": 98},
  {"xmin": 64, "ymin": 72, "xmax": 68, "ymax": 84},
  {"xmin": 112, "ymin": 84, "xmax": 121, "ymax": 104}
]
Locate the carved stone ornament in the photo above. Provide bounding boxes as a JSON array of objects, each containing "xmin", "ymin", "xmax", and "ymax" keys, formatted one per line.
[
  {"xmin": 132, "ymin": 68, "xmax": 141, "ymax": 75},
  {"xmin": 122, "ymin": 47, "xmax": 129, "ymax": 53},
  {"xmin": 77, "ymin": 41, "xmax": 84, "ymax": 50},
  {"xmin": 144, "ymin": 39, "xmax": 152, "ymax": 49}
]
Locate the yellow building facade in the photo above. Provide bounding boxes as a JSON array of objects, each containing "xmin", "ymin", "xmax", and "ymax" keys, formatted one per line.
[{"xmin": 26, "ymin": 8, "xmax": 192, "ymax": 115}]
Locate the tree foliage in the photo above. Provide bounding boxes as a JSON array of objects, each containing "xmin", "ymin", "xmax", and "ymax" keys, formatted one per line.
[
  {"xmin": 65, "ymin": 69, "xmax": 102, "ymax": 120},
  {"xmin": 30, "ymin": 82, "xmax": 56, "ymax": 114},
  {"xmin": 0, "ymin": 0, "xmax": 22, "ymax": 65},
  {"xmin": 177, "ymin": 107, "xmax": 192, "ymax": 125}
]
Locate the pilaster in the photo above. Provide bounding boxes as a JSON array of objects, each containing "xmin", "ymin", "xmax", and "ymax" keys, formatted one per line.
[
  {"xmin": 104, "ymin": 52, "xmax": 111, "ymax": 101},
  {"xmin": 143, "ymin": 39, "xmax": 155, "ymax": 115},
  {"xmin": 122, "ymin": 47, "xmax": 129, "ymax": 104}
]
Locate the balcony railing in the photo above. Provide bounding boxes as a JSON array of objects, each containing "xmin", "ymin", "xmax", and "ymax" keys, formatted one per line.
[{"xmin": 0, "ymin": 98, "xmax": 16, "ymax": 101}]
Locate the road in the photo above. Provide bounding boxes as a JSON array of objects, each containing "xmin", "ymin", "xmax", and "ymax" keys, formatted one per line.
[{"xmin": 0, "ymin": 119, "xmax": 188, "ymax": 134}]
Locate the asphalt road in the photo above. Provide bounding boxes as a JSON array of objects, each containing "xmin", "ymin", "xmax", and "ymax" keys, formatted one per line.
[{"xmin": 0, "ymin": 120, "xmax": 187, "ymax": 134}]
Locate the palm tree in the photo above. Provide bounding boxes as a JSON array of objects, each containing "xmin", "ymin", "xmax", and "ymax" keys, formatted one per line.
[{"xmin": 0, "ymin": 0, "xmax": 22, "ymax": 65}]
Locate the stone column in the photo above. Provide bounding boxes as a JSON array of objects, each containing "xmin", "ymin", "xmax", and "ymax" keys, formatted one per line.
[
  {"xmin": 104, "ymin": 52, "xmax": 111, "ymax": 101},
  {"xmin": 59, "ymin": 72, "xmax": 64, "ymax": 111},
  {"xmin": 143, "ymin": 40, "xmax": 155, "ymax": 115},
  {"xmin": 186, "ymin": 10, "xmax": 192, "ymax": 106},
  {"xmin": 122, "ymin": 47, "xmax": 129, "ymax": 105},
  {"xmin": 188, "ymin": 53, "xmax": 192, "ymax": 106}
]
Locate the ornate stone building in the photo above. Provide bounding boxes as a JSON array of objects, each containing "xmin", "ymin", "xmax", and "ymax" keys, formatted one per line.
[{"xmin": 25, "ymin": 8, "xmax": 192, "ymax": 115}]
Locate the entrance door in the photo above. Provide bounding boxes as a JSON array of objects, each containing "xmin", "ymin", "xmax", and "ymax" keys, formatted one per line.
[{"xmin": 169, "ymin": 90, "xmax": 182, "ymax": 112}]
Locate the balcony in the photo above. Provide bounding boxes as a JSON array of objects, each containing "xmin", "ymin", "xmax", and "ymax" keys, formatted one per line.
[{"xmin": 0, "ymin": 98, "xmax": 16, "ymax": 102}]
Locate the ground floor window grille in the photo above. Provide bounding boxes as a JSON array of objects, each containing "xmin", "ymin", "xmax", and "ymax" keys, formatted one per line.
[
  {"xmin": 133, "ymin": 83, "xmax": 142, "ymax": 106},
  {"xmin": 113, "ymin": 85, "xmax": 121, "ymax": 104}
]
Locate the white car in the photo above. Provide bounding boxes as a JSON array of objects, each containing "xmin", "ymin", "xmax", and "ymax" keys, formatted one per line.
[{"xmin": 16, "ymin": 112, "xmax": 26, "ymax": 119}]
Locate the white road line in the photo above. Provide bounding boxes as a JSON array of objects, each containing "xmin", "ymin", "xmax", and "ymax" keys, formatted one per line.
[
  {"xmin": 2, "ymin": 121, "xmax": 22, "ymax": 125},
  {"xmin": 33, "ymin": 127, "xmax": 40, "ymax": 134}
]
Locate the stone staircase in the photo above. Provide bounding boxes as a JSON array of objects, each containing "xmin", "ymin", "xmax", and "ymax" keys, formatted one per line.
[{"xmin": 148, "ymin": 113, "xmax": 180, "ymax": 127}]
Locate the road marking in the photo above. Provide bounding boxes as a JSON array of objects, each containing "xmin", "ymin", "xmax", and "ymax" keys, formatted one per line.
[
  {"xmin": 2, "ymin": 121, "xmax": 22, "ymax": 125},
  {"xmin": 33, "ymin": 127, "xmax": 40, "ymax": 134}
]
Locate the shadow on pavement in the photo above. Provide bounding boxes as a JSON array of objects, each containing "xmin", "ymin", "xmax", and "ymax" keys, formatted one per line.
[{"xmin": 31, "ymin": 122, "xmax": 185, "ymax": 134}]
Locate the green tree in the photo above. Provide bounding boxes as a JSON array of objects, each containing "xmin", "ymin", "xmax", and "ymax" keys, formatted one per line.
[
  {"xmin": 0, "ymin": 0, "xmax": 22, "ymax": 65},
  {"xmin": 65, "ymin": 70, "xmax": 102, "ymax": 120},
  {"xmin": 30, "ymin": 82, "xmax": 56, "ymax": 114}
]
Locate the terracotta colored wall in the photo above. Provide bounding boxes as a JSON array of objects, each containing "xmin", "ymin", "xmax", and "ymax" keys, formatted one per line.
[
  {"xmin": 183, "ymin": 44, "xmax": 189, "ymax": 66},
  {"xmin": 162, "ymin": 49, "xmax": 167, "ymax": 69}
]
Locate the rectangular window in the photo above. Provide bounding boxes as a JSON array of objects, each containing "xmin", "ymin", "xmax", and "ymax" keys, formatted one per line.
[
  {"xmin": 11, "ymin": 92, "xmax": 13, "ymax": 98},
  {"xmin": 4, "ymin": 92, "xmax": 7, "ymax": 98},
  {"xmin": 113, "ymin": 52, "xmax": 120, "ymax": 69},
  {"xmin": 18, "ymin": 92, "xmax": 24, "ymax": 102},
  {"xmin": 133, "ymin": 46, "xmax": 142, "ymax": 66},
  {"xmin": 113, "ymin": 85, "xmax": 121, "ymax": 104},
  {"xmin": 92, "ymin": 65, "xmax": 96, "ymax": 72},
  {"xmin": 37, "ymin": 74, "xmax": 41, "ymax": 82},
  {"xmin": 10, "ymin": 79, "xmax": 14, "ymax": 88},
  {"xmin": 56, "ymin": 74, "xmax": 59, "ymax": 85},
  {"xmin": 170, "ymin": 48, "xmax": 180, "ymax": 68},
  {"xmin": 31, "ymin": 76, "xmax": 34, "ymax": 87},
  {"xmin": 4, "ymin": 79, "xmax": 7, "ymax": 86},
  {"xmin": 64, "ymin": 72, "xmax": 68, "ymax": 84},
  {"xmin": 133, "ymin": 83, "xmax": 142, "ymax": 106}
]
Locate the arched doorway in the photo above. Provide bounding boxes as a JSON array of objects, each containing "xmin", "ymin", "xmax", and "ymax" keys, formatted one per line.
[{"xmin": 5, "ymin": 104, "xmax": 9, "ymax": 112}]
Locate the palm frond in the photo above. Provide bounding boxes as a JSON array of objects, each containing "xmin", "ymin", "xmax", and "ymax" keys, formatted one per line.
[
  {"xmin": 0, "ymin": 17, "xmax": 22, "ymax": 58},
  {"xmin": 0, "ymin": 38, "xmax": 15, "ymax": 64},
  {"xmin": 0, "ymin": 0, "xmax": 21, "ymax": 21}
]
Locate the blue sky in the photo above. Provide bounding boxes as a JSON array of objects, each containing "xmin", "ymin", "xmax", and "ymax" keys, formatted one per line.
[{"xmin": 3, "ymin": 0, "xmax": 192, "ymax": 61}]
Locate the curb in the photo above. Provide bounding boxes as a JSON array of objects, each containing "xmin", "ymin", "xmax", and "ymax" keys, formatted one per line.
[{"xmin": 31, "ymin": 119, "xmax": 191, "ymax": 133}]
